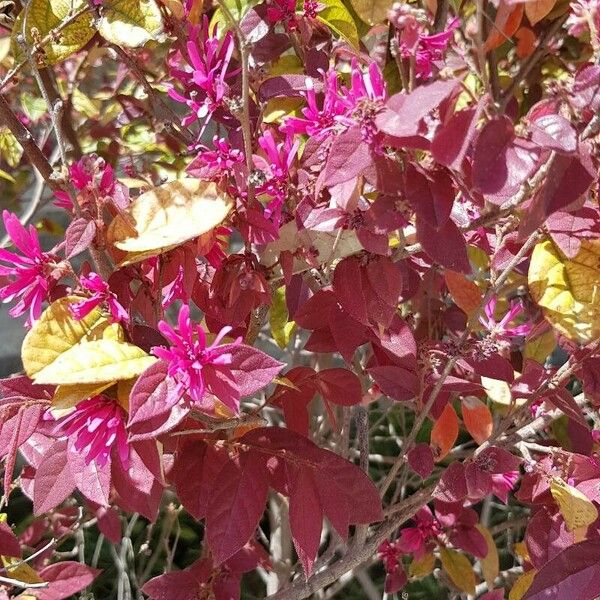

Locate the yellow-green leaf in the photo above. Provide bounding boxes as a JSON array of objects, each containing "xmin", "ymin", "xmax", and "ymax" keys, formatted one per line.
[
  {"xmin": 270, "ymin": 286, "xmax": 295, "ymax": 349},
  {"xmin": 529, "ymin": 239, "xmax": 600, "ymax": 344},
  {"xmin": 1, "ymin": 557, "xmax": 44, "ymax": 585},
  {"xmin": 440, "ymin": 548, "xmax": 476, "ymax": 595},
  {"xmin": 0, "ymin": 127, "xmax": 22, "ymax": 168},
  {"xmin": 11, "ymin": 0, "xmax": 95, "ymax": 65},
  {"xmin": 409, "ymin": 552, "xmax": 436, "ymax": 579},
  {"xmin": 317, "ymin": 0, "xmax": 359, "ymax": 48},
  {"xmin": 21, "ymin": 297, "xmax": 109, "ymax": 377},
  {"xmin": 523, "ymin": 328, "xmax": 556, "ymax": 364},
  {"xmin": 509, "ymin": 569, "xmax": 536, "ymax": 600},
  {"xmin": 98, "ymin": 0, "xmax": 165, "ymax": 47},
  {"xmin": 476, "ymin": 524, "xmax": 499, "ymax": 588},
  {"xmin": 347, "ymin": 0, "xmax": 391, "ymax": 25},
  {"xmin": 21, "ymin": 92, "xmax": 48, "ymax": 122},
  {"xmin": 107, "ymin": 179, "xmax": 233, "ymax": 261},
  {"xmin": 550, "ymin": 476, "xmax": 598, "ymax": 533},
  {"xmin": 33, "ymin": 339, "xmax": 157, "ymax": 385}
]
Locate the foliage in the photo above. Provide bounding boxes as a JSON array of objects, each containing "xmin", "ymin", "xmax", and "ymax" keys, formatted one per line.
[{"xmin": 0, "ymin": 0, "xmax": 598, "ymax": 598}]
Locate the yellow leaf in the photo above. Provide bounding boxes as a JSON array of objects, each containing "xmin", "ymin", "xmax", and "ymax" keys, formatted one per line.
[
  {"xmin": 513, "ymin": 541, "xmax": 530, "ymax": 562},
  {"xmin": 509, "ymin": 569, "xmax": 536, "ymax": 600},
  {"xmin": 0, "ymin": 127, "xmax": 22, "ymax": 168},
  {"xmin": 525, "ymin": 0, "xmax": 557, "ymax": 25},
  {"xmin": 409, "ymin": 552, "xmax": 436, "ymax": 579},
  {"xmin": 317, "ymin": 0, "xmax": 360, "ymax": 48},
  {"xmin": 263, "ymin": 97, "xmax": 303, "ymax": 124},
  {"xmin": 21, "ymin": 297, "xmax": 109, "ymax": 377},
  {"xmin": 107, "ymin": 179, "xmax": 233, "ymax": 260},
  {"xmin": 347, "ymin": 0, "xmax": 391, "ymax": 25},
  {"xmin": 98, "ymin": 0, "xmax": 165, "ymax": 47},
  {"xmin": 476, "ymin": 524, "xmax": 499, "ymax": 588},
  {"xmin": 1, "ymin": 557, "xmax": 44, "ymax": 585},
  {"xmin": 117, "ymin": 378, "xmax": 136, "ymax": 410},
  {"xmin": 52, "ymin": 382, "xmax": 114, "ymax": 414},
  {"xmin": 11, "ymin": 0, "xmax": 95, "ymax": 65},
  {"xmin": 523, "ymin": 328, "xmax": 556, "ymax": 364},
  {"xmin": 528, "ymin": 239, "xmax": 600, "ymax": 344},
  {"xmin": 33, "ymin": 339, "xmax": 157, "ymax": 385},
  {"xmin": 550, "ymin": 477, "xmax": 598, "ymax": 533},
  {"xmin": 439, "ymin": 548, "xmax": 476, "ymax": 595},
  {"xmin": 270, "ymin": 286, "xmax": 295, "ymax": 349}
]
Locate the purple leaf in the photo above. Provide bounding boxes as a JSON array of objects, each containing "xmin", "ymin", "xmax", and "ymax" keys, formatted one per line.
[
  {"xmin": 530, "ymin": 114, "xmax": 577, "ymax": 154},
  {"xmin": 0, "ymin": 522, "xmax": 20, "ymax": 557},
  {"xmin": 416, "ymin": 216, "xmax": 471, "ymax": 273},
  {"xmin": 408, "ymin": 443, "xmax": 435, "ymax": 479},
  {"xmin": 314, "ymin": 368, "xmax": 362, "ymax": 406},
  {"xmin": 431, "ymin": 105, "xmax": 480, "ymax": 170},
  {"xmin": 226, "ymin": 344, "xmax": 284, "ymax": 397}
]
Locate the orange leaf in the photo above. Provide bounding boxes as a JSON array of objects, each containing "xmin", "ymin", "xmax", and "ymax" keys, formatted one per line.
[
  {"xmin": 525, "ymin": 0, "xmax": 557, "ymax": 25},
  {"xmin": 445, "ymin": 270, "xmax": 482, "ymax": 315},
  {"xmin": 431, "ymin": 403, "xmax": 459, "ymax": 461},
  {"xmin": 515, "ymin": 26, "xmax": 536, "ymax": 58},
  {"xmin": 462, "ymin": 396, "xmax": 493, "ymax": 445},
  {"xmin": 485, "ymin": 2, "xmax": 524, "ymax": 51}
]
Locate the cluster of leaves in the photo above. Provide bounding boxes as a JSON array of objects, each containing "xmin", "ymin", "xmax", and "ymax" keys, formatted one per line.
[{"xmin": 0, "ymin": 0, "xmax": 599, "ymax": 598}]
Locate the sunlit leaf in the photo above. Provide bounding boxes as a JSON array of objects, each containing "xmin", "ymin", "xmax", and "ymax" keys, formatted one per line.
[
  {"xmin": 21, "ymin": 297, "xmax": 110, "ymax": 377},
  {"xmin": 317, "ymin": 0, "xmax": 359, "ymax": 48},
  {"xmin": 476, "ymin": 524, "xmax": 499, "ymax": 588},
  {"xmin": 529, "ymin": 239, "xmax": 600, "ymax": 344},
  {"xmin": 462, "ymin": 396, "xmax": 493, "ymax": 445},
  {"xmin": 52, "ymin": 382, "xmax": 114, "ymax": 415},
  {"xmin": 440, "ymin": 548, "xmax": 476, "ymax": 595},
  {"xmin": 107, "ymin": 179, "xmax": 233, "ymax": 262},
  {"xmin": 33, "ymin": 339, "xmax": 157, "ymax": 385},
  {"xmin": 270, "ymin": 286, "xmax": 295, "ymax": 349},
  {"xmin": 98, "ymin": 0, "xmax": 165, "ymax": 47},
  {"xmin": 550, "ymin": 477, "xmax": 598, "ymax": 533},
  {"xmin": 431, "ymin": 403, "xmax": 459, "ymax": 461},
  {"xmin": 523, "ymin": 329, "xmax": 556, "ymax": 364},
  {"xmin": 11, "ymin": 0, "xmax": 95, "ymax": 65}
]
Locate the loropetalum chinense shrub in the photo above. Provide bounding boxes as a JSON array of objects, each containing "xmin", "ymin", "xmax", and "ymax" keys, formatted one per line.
[{"xmin": 0, "ymin": 0, "xmax": 600, "ymax": 599}]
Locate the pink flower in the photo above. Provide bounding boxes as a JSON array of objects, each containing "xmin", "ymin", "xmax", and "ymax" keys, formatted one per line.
[
  {"xmin": 152, "ymin": 304, "xmax": 243, "ymax": 412},
  {"xmin": 56, "ymin": 395, "xmax": 129, "ymax": 467},
  {"xmin": 480, "ymin": 297, "xmax": 532, "ymax": 341},
  {"xmin": 390, "ymin": 4, "xmax": 458, "ymax": 79},
  {"xmin": 255, "ymin": 130, "xmax": 299, "ymax": 220},
  {"xmin": 491, "ymin": 470, "xmax": 519, "ymax": 504},
  {"xmin": 70, "ymin": 272, "xmax": 128, "ymax": 323},
  {"xmin": 0, "ymin": 210, "xmax": 60, "ymax": 325},
  {"xmin": 168, "ymin": 18, "xmax": 238, "ymax": 136},
  {"xmin": 281, "ymin": 62, "xmax": 386, "ymax": 142},
  {"xmin": 281, "ymin": 71, "xmax": 347, "ymax": 138},
  {"xmin": 396, "ymin": 506, "xmax": 440, "ymax": 559},
  {"xmin": 267, "ymin": 0, "xmax": 298, "ymax": 28},
  {"xmin": 187, "ymin": 136, "xmax": 244, "ymax": 179}
]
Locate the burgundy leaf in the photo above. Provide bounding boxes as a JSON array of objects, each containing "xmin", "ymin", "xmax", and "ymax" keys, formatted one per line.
[
  {"xmin": 314, "ymin": 368, "xmax": 362, "ymax": 406},
  {"xmin": 142, "ymin": 558, "xmax": 213, "ymax": 600},
  {"xmin": 34, "ymin": 562, "xmax": 100, "ymax": 600},
  {"xmin": 416, "ymin": 217, "xmax": 471, "ymax": 274},
  {"xmin": 434, "ymin": 462, "xmax": 468, "ymax": 502},
  {"xmin": 206, "ymin": 452, "xmax": 269, "ymax": 564},
  {"xmin": 96, "ymin": 506, "xmax": 121, "ymax": 544},
  {"xmin": 367, "ymin": 365, "xmax": 418, "ymax": 401},
  {"xmin": 226, "ymin": 344, "xmax": 285, "ymax": 397},
  {"xmin": 33, "ymin": 440, "xmax": 74, "ymax": 515},
  {"xmin": 376, "ymin": 80, "xmax": 460, "ymax": 138},
  {"xmin": 0, "ymin": 522, "xmax": 20, "ymax": 557},
  {"xmin": 289, "ymin": 466, "xmax": 323, "ymax": 575},
  {"xmin": 64, "ymin": 218, "xmax": 96, "ymax": 259},
  {"xmin": 431, "ymin": 106, "xmax": 480, "ymax": 170},
  {"xmin": 524, "ymin": 538, "xmax": 600, "ymax": 600},
  {"xmin": 530, "ymin": 114, "xmax": 577, "ymax": 154},
  {"xmin": 407, "ymin": 443, "xmax": 435, "ymax": 479}
]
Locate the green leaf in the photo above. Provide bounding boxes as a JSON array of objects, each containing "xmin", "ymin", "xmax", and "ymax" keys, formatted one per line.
[
  {"xmin": 210, "ymin": 0, "xmax": 258, "ymax": 36},
  {"xmin": 270, "ymin": 286, "xmax": 295, "ymax": 349},
  {"xmin": 0, "ymin": 128, "xmax": 22, "ymax": 168},
  {"xmin": 98, "ymin": 0, "xmax": 165, "ymax": 47},
  {"xmin": 317, "ymin": 0, "xmax": 360, "ymax": 48},
  {"xmin": 33, "ymin": 339, "xmax": 157, "ymax": 385},
  {"xmin": 11, "ymin": 0, "xmax": 96, "ymax": 65},
  {"xmin": 21, "ymin": 92, "xmax": 48, "ymax": 121}
]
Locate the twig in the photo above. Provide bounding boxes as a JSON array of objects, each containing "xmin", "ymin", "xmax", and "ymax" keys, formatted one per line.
[
  {"xmin": 0, "ymin": 94, "xmax": 61, "ymax": 191},
  {"xmin": 433, "ymin": 0, "xmax": 449, "ymax": 33}
]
